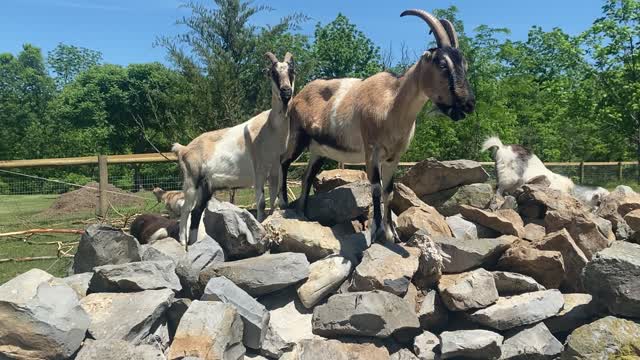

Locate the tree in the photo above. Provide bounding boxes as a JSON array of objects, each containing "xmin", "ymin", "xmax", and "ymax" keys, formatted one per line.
[{"xmin": 47, "ymin": 43, "xmax": 102, "ymax": 89}]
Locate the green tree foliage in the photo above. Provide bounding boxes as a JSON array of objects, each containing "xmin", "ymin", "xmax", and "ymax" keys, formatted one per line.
[{"xmin": 47, "ymin": 43, "xmax": 102, "ymax": 89}]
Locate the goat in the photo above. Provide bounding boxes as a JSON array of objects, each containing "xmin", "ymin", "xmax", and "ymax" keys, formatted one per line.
[
  {"xmin": 482, "ymin": 136, "xmax": 575, "ymax": 197},
  {"xmin": 152, "ymin": 187, "xmax": 184, "ymax": 219},
  {"xmin": 130, "ymin": 214, "xmax": 179, "ymax": 245},
  {"xmin": 573, "ymin": 185, "xmax": 609, "ymax": 211},
  {"xmin": 172, "ymin": 52, "xmax": 295, "ymax": 246},
  {"xmin": 279, "ymin": 9, "xmax": 475, "ymax": 245}
]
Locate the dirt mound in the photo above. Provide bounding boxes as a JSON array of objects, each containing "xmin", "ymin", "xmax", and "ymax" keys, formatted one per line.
[{"xmin": 41, "ymin": 182, "xmax": 145, "ymax": 217}]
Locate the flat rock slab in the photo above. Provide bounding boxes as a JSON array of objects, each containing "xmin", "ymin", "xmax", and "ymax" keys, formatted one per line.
[
  {"xmin": 263, "ymin": 212, "xmax": 367, "ymax": 262},
  {"xmin": 582, "ymin": 241, "xmax": 640, "ymax": 318},
  {"xmin": 0, "ymin": 269, "xmax": 90, "ymax": 360},
  {"xmin": 534, "ymin": 229, "xmax": 588, "ymax": 291},
  {"xmin": 501, "ymin": 323, "xmax": 563, "ymax": 360},
  {"xmin": 199, "ymin": 252, "xmax": 309, "ymax": 296},
  {"xmin": 167, "ymin": 300, "xmax": 245, "ymax": 360},
  {"xmin": 470, "ymin": 289, "xmax": 564, "ymax": 330},
  {"xmin": 438, "ymin": 268, "xmax": 499, "ymax": 311},
  {"xmin": 312, "ymin": 291, "xmax": 420, "ymax": 341},
  {"xmin": 350, "ymin": 243, "xmax": 420, "ymax": 296},
  {"xmin": 422, "ymin": 183, "xmax": 494, "ymax": 216},
  {"xmin": 298, "ymin": 255, "xmax": 352, "ymax": 308},
  {"xmin": 459, "ymin": 205, "xmax": 525, "ymax": 237},
  {"xmin": 280, "ymin": 339, "xmax": 390, "ymax": 360},
  {"xmin": 202, "ymin": 277, "xmax": 270, "ymax": 350},
  {"xmin": 399, "ymin": 158, "xmax": 489, "ymax": 197},
  {"xmin": 440, "ymin": 329, "xmax": 503, "ymax": 360},
  {"xmin": 435, "ymin": 236, "xmax": 511, "ymax": 273},
  {"xmin": 313, "ymin": 169, "xmax": 368, "ymax": 193},
  {"xmin": 562, "ymin": 316, "xmax": 640, "ymax": 359},
  {"xmin": 306, "ymin": 181, "xmax": 372, "ymax": 226},
  {"xmin": 80, "ymin": 289, "xmax": 174, "ymax": 344},
  {"xmin": 75, "ymin": 339, "xmax": 166, "ymax": 360},
  {"xmin": 497, "ymin": 246, "xmax": 565, "ymax": 289},
  {"xmin": 544, "ymin": 293, "xmax": 599, "ymax": 333},
  {"xmin": 89, "ymin": 260, "xmax": 181, "ymax": 293},
  {"xmin": 492, "ymin": 271, "xmax": 545, "ymax": 296},
  {"xmin": 203, "ymin": 200, "xmax": 269, "ymax": 259},
  {"xmin": 73, "ymin": 224, "xmax": 142, "ymax": 274}
]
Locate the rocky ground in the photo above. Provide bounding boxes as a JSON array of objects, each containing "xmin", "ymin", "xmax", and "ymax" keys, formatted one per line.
[{"xmin": 1, "ymin": 158, "xmax": 639, "ymax": 359}]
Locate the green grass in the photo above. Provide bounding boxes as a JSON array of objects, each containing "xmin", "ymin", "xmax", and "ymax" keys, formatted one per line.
[{"xmin": 0, "ymin": 186, "xmax": 301, "ymax": 284}]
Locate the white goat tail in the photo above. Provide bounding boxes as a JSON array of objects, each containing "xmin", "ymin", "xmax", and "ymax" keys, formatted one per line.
[
  {"xmin": 171, "ymin": 143, "xmax": 185, "ymax": 155},
  {"xmin": 482, "ymin": 136, "xmax": 504, "ymax": 152}
]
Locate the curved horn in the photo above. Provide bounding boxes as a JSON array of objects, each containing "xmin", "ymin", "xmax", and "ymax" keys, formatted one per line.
[
  {"xmin": 265, "ymin": 52, "xmax": 278, "ymax": 64},
  {"xmin": 283, "ymin": 52, "xmax": 293, "ymax": 64},
  {"xmin": 400, "ymin": 9, "xmax": 450, "ymax": 48},
  {"xmin": 440, "ymin": 19, "xmax": 459, "ymax": 48}
]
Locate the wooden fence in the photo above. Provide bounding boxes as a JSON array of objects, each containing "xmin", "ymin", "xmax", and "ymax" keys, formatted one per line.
[{"xmin": 1, "ymin": 153, "xmax": 638, "ymax": 216}]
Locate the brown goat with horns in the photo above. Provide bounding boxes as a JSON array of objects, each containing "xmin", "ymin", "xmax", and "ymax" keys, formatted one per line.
[{"xmin": 279, "ymin": 9, "xmax": 475, "ymax": 245}]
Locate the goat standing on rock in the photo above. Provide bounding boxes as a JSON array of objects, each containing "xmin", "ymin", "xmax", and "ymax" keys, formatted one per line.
[
  {"xmin": 279, "ymin": 9, "xmax": 475, "ymax": 245},
  {"xmin": 172, "ymin": 52, "xmax": 295, "ymax": 246}
]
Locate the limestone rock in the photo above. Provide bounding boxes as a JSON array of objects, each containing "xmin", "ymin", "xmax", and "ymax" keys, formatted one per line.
[
  {"xmin": 89, "ymin": 260, "xmax": 182, "ymax": 293},
  {"xmin": 497, "ymin": 246, "xmax": 565, "ymax": 289},
  {"xmin": 435, "ymin": 236, "xmax": 511, "ymax": 273},
  {"xmin": 534, "ymin": 229, "xmax": 587, "ymax": 291},
  {"xmin": 524, "ymin": 223, "xmax": 546, "ymax": 242},
  {"xmin": 439, "ymin": 329, "xmax": 503, "ymax": 360},
  {"xmin": 446, "ymin": 215, "xmax": 499, "ymax": 240},
  {"xmin": 350, "ymin": 243, "xmax": 420, "ymax": 296},
  {"xmin": 437, "ymin": 268, "xmax": 499, "ymax": 311},
  {"xmin": 397, "ymin": 205, "xmax": 452, "ymax": 241},
  {"xmin": 306, "ymin": 181, "xmax": 372, "ymax": 226},
  {"xmin": 313, "ymin": 169, "xmax": 368, "ymax": 193},
  {"xmin": 500, "ymin": 323, "xmax": 563, "ymax": 360},
  {"xmin": 470, "ymin": 290, "xmax": 564, "ymax": 330},
  {"xmin": 417, "ymin": 289, "xmax": 449, "ymax": 331},
  {"xmin": 492, "ymin": 271, "xmax": 545, "ymax": 296},
  {"xmin": 73, "ymin": 224, "xmax": 142, "ymax": 274},
  {"xmin": 391, "ymin": 182, "xmax": 430, "ymax": 215},
  {"xmin": 144, "ymin": 237, "xmax": 185, "ymax": 263},
  {"xmin": 414, "ymin": 331, "xmax": 439, "ymax": 360},
  {"xmin": 199, "ymin": 252, "xmax": 309, "ymax": 296},
  {"xmin": 167, "ymin": 300, "xmax": 245, "ymax": 360},
  {"xmin": 459, "ymin": 205, "xmax": 524, "ymax": 237},
  {"xmin": 298, "ymin": 255, "xmax": 352, "ymax": 308},
  {"xmin": 175, "ymin": 234, "xmax": 225, "ymax": 299},
  {"xmin": 312, "ymin": 291, "xmax": 420, "ymax": 341},
  {"xmin": 562, "ymin": 316, "xmax": 640, "ymax": 359},
  {"xmin": 261, "ymin": 288, "xmax": 318, "ymax": 346},
  {"xmin": 400, "ymin": 159, "xmax": 489, "ymax": 197}
]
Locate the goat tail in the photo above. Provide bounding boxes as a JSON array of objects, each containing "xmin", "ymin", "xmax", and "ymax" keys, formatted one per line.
[
  {"xmin": 481, "ymin": 136, "xmax": 504, "ymax": 152},
  {"xmin": 171, "ymin": 143, "xmax": 185, "ymax": 156}
]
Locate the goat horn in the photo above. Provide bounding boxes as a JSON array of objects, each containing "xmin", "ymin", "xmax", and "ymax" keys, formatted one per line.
[
  {"xmin": 400, "ymin": 9, "xmax": 451, "ymax": 48},
  {"xmin": 284, "ymin": 52, "xmax": 294, "ymax": 64},
  {"xmin": 440, "ymin": 19, "xmax": 459, "ymax": 48},
  {"xmin": 265, "ymin": 52, "xmax": 279, "ymax": 64}
]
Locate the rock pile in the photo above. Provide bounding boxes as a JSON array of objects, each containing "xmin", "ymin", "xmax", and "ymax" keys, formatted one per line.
[{"xmin": 1, "ymin": 160, "xmax": 639, "ymax": 359}]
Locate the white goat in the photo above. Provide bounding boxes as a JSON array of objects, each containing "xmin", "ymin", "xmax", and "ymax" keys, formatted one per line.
[
  {"xmin": 172, "ymin": 52, "xmax": 295, "ymax": 246},
  {"xmin": 279, "ymin": 9, "xmax": 475, "ymax": 245},
  {"xmin": 482, "ymin": 136, "xmax": 575, "ymax": 196},
  {"xmin": 152, "ymin": 187, "xmax": 184, "ymax": 219}
]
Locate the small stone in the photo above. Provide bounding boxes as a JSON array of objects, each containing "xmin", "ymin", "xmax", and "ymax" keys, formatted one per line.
[
  {"xmin": 439, "ymin": 329, "xmax": 503, "ymax": 359},
  {"xmin": 350, "ymin": 243, "xmax": 420, "ymax": 296},
  {"xmin": 470, "ymin": 290, "xmax": 564, "ymax": 330},
  {"xmin": 492, "ymin": 271, "xmax": 545, "ymax": 296},
  {"xmin": 500, "ymin": 323, "xmax": 563, "ymax": 359},
  {"xmin": 437, "ymin": 268, "xmax": 499, "ymax": 311},
  {"xmin": 298, "ymin": 255, "xmax": 352, "ymax": 308}
]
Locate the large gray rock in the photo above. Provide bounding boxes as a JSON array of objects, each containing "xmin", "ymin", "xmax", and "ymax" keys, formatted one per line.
[
  {"xmin": 350, "ymin": 243, "xmax": 420, "ymax": 296},
  {"xmin": 143, "ymin": 237, "xmax": 185, "ymax": 263},
  {"xmin": 396, "ymin": 205, "xmax": 452, "ymax": 241},
  {"xmin": 203, "ymin": 200, "xmax": 269, "ymax": 259},
  {"xmin": 202, "ymin": 277, "xmax": 270, "ymax": 350},
  {"xmin": 459, "ymin": 205, "xmax": 525, "ymax": 237},
  {"xmin": 80, "ymin": 289, "xmax": 174, "ymax": 343},
  {"xmin": 418, "ymin": 290, "xmax": 449, "ymax": 331},
  {"xmin": 313, "ymin": 169, "xmax": 368, "ymax": 193},
  {"xmin": 312, "ymin": 291, "xmax": 420, "ymax": 341},
  {"xmin": 438, "ymin": 268, "xmax": 499, "ymax": 311},
  {"xmin": 73, "ymin": 224, "xmax": 142, "ymax": 274},
  {"xmin": 89, "ymin": 260, "xmax": 181, "ymax": 293},
  {"xmin": 414, "ymin": 331, "xmax": 440, "ymax": 360},
  {"xmin": 298, "ymin": 255, "xmax": 352, "ymax": 308},
  {"xmin": 422, "ymin": 183, "xmax": 494, "ymax": 216},
  {"xmin": 263, "ymin": 211, "xmax": 368, "ymax": 262},
  {"xmin": 446, "ymin": 215, "xmax": 499, "ymax": 240},
  {"xmin": 435, "ymin": 236, "xmax": 511, "ymax": 273},
  {"xmin": 439, "ymin": 329, "xmax": 503, "ymax": 360},
  {"xmin": 544, "ymin": 293, "xmax": 599, "ymax": 334},
  {"xmin": 167, "ymin": 300, "xmax": 245, "ymax": 360},
  {"xmin": 280, "ymin": 339, "xmax": 390, "ymax": 360},
  {"xmin": 470, "ymin": 290, "xmax": 564, "ymax": 330},
  {"xmin": 399, "ymin": 159, "xmax": 489, "ymax": 197},
  {"xmin": 56, "ymin": 272, "xmax": 92, "ymax": 299},
  {"xmin": 75, "ymin": 339, "xmax": 166, "ymax": 360},
  {"xmin": 500, "ymin": 323, "xmax": 563, "ymax": 360},
  {"xmin": 407, "ymin": 231, "xmax": 445, "ymax": 289},
  {"xmin": 582, "ymin": 241, "xmax": 640, "ymax": 318},
  {"xmin": 492, "ymin": 271, "xmax": 545, "ymax": 296},
  {"xmin": 261, "ymin": 288, "xmax": 318, "ymax": 347},
  {"xmin": 497, "ymin": 245, "xmax": 565, "ymax": 289},
  {"xmin": 0, "ymin": 269, "xmax": 90, "ymax": 359},
  {"xmin": 562, "ymin": 316, "xmax": 640, "ymax": 359},
  {"xmin": 199, "ymin": 252, "xmax": 309, "ymax": 296},
  {"xmin": 175, "ymin": 234, "xmax": 225, "ymax": 298},
  {"xmin": 534, "ymin": 229, "xmax": 587, "ymax": 292},
  {"xmin": 305, "ymin": 181, "xmax": 372, "ymax": 226}
]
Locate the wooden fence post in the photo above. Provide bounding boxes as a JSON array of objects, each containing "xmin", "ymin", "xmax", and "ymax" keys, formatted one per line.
[
  {"xmin": 97, "ymin": 155, "xmax": 108, "ymax": 218},
  {"xmin": 618, "ymin": 161, "xmax": 623, "ymax": 182},
  {"xmin": 579, "ymin": 161, "xmax": 585, "ymax": 184}
]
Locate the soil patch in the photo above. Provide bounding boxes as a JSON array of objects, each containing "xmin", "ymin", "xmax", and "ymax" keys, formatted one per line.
[{"xmin": 40, "ymin": 182, "xmax": 145, "ymax": 217}]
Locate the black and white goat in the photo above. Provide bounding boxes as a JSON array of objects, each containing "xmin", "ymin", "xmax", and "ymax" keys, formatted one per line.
[{"xmin": 129, "ymin": 214, "xmax": 179, "ymax": 244}]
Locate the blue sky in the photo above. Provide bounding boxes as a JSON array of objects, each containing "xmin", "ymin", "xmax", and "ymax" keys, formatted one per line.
[{"xmin": 0, "ymin": 0, "xmax": 606, "ymax": 66}]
